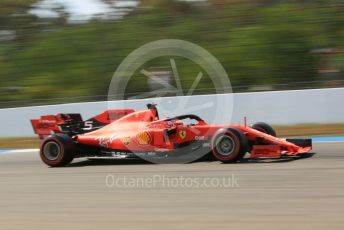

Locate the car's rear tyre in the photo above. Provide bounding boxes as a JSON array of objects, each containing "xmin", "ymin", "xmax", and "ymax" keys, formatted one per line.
[
  {"xmin": 40, "ymin": 134, "xmax": 76, "ymax": 167},
  {"xmin": 252, "ymin": 122, "xmax": 276, "ymax": 137},
  {"xmin": 211, "ymin": 128, "xmax": 248, "ymax": 163}
]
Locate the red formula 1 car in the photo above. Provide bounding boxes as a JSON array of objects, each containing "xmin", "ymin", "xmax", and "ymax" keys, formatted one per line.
[{"xmin": 35, "ymin": 104, "xmax": 312, "ymax": 167}]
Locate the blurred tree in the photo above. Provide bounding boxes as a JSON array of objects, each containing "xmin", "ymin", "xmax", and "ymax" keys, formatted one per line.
[
  {"xmin": 0, "ymin": 0, "xmax": 38, "ymax": 41},
  {"xmin": 0, "ymin": 0, "xmax": 343, "ymax": 106}
]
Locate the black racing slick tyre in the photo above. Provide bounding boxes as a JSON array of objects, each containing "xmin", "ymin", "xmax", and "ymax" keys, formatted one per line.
[
  {"xmin": 40, "ymin": 134, "xmax": 76, "ymax": 167},
  {"xmin": 211, "ymin": 128, "xmax": 248, "ymax": 163},
  {"xmin": 252, "ymin": 122, "xmax": 276, "ymax": 137}
]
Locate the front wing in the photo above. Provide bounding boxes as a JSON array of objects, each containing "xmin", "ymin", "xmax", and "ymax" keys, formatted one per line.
[{"xmin": 250, "ymin": 138, "xmax": 312, "ymax": 159}]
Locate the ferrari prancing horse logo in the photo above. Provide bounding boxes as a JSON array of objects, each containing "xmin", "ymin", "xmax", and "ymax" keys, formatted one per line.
[{"xmin": 179, "ymin": 130, "xmax": 186, "ymax": 139}]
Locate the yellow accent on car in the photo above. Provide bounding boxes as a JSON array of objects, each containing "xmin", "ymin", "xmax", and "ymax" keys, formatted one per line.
[
  {"xmin": 136, "ymin": 131, "xmax": 152, "ymax": 145},
  {"xmin": 179, "ymin": 130, "xmax": 186, "ymax": 139}
]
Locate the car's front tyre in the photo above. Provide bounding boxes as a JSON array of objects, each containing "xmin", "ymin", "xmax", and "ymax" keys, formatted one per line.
[
  {"xmin": 211, "ymin": 128, "xmax": 248, "ymax": 163},
  {"xmin": 252, "ymin": 122, "xmax": 276, "ymax": 137}
]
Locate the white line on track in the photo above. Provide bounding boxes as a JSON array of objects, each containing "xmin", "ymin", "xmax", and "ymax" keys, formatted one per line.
[{"xmin": 11, "ymin": 149, "xmax": 38, "ymax": 153}]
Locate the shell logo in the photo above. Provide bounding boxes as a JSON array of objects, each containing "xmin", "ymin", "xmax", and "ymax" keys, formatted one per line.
[{"xmin": 136, "ymin": 131, "xmax": 152, "ymax": 145}]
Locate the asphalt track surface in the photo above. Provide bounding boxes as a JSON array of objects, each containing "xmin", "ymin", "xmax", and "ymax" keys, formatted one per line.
[{"xmin": 0, "ymin": 142, "xmax": 344, "ymax": 230}]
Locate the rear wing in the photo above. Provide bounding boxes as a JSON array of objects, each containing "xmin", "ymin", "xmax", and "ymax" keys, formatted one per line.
[
  {"xmin": 31, "ymin": 110, "xmax": 135, "ymax": 139},
  {"xmin": 31, "ymin": 114, "xmax": 83, "ymax": 139}
]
